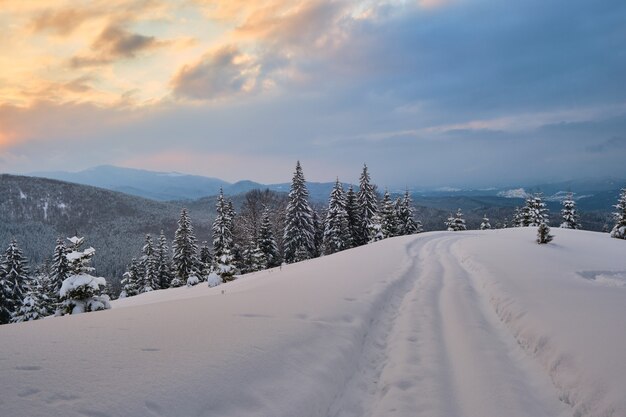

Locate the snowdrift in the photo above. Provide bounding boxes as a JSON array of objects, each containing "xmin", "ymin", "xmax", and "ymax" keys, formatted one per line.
[{"xmin": 1, "ymin": 228, "xmax": 624, "ymax": 417}]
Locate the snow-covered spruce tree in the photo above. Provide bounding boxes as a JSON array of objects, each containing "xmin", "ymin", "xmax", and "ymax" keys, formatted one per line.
[
  {"xmin": 368, "ymin": 213, "xmax": 385, "ymax": 243},
  {"xmin": 537, "ymin": 221, "xmax": 554, "ymax": 244},
  {"xmin": 257, "ymin": 208, "xmax": 280, "ymax": 267},
  {"xmin": 0, "ymin": 240, "xmax": 29, "ymax": 324},
  {"xmin": 156, "ymin": 231, "xmax": 173, "ymax": 289},
  {"xmin": 172, "ymin": 208, "xmax": 199, "ymax": 287},
  {"xmin": 522, "ymin": 194, "xmax": 549, "ymax": 227},
  {"xmin": 357, "ymin": 164, "xmax": 379, "ymax": 246},
  {"xmin": 345, "ymin": 185, "xmax": 362, "ymax": 246},
  {"xmin": 283, "ymin": 161, "xmax": 316, "ymax": 263},
  {"xmin": 11, "ymin": 273, "xmax": 47, "ymax": 323},
  {"xmin": 560, "ymin": 194, "xmax": 580, "ymax": 229},
  {"xmin": 47, "ymin": 238, "xmax": 70, "ymax": 315},
  {"xmin": 249, "ymin": 246, "xmax": 267, "ymax": 272},
  {"xmin": 199, "ymin": 241, "xmax": 213, "ymax": 279},
  {"xmin": 139, "ymin": 234, "xmax": 159, "ymax": 292},
  {"xmin": 480, "ymin": 214, "xmax": 492, "ymax": 230},
  {"xmin": 120, "ymin": 258, "xmax": 140, "ymax": 298},
  {"xmin": 215, "ymin": 248, "xmax": 236, "ymax": 282},
  {"xmin": 323, "ymin": 179, "xmax": 351, "ymax": 255},
  {"xmin": 610, "ymin": 188, "xmax": 626, "ymax": 239},
  {"xmin": 446, "ymin": 208, "xmax": 467, "ymax": 231},
  {"xmin": 512, "ymin": 207, "xmax": 522, "ymax": 227},
  {"xmin": 212, "ymin": 189, "xmax": 234, "ymax": 259},
  {"xmin": 397, "ymin": 190, "xmax": 421, "ymax": 236},
  {"xmin": 60, "ymin": 236, "xmax": 110, "ymax": 315},
  {"xmin": 312, "ymin": 209, "xmax": 324, "ymax": 258},
  {"xmin": 380, "ymin": 190, "xmax": 398, "ymax": 238}
]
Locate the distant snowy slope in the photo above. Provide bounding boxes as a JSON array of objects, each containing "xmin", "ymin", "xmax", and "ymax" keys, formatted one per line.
[{"xmin": 1, "ymin": 229, "xmax": 625, "ymax": 417}]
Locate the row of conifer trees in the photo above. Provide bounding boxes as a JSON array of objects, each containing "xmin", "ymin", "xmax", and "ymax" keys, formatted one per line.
[{"xmin": 119, "ymin": 162, "xmax": 424, "ymax": 296}]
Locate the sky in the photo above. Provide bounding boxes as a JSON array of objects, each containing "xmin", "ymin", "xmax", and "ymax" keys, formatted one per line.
[{"xmin": 0, "ymin": 0, "xmax": 625, "ymax": 188}]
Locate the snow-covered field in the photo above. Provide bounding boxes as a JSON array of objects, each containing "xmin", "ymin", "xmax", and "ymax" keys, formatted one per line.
[{"xmin": 1, "ymin": 228, "xmax": 625, "ymax": 417}]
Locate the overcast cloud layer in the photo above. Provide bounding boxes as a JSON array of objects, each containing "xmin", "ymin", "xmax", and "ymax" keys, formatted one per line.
[{"xmin": 0, "ymin": 0, "xmax": 624, "ymax": 187}]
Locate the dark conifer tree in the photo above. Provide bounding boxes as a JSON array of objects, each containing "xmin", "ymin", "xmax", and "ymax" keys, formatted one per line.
[
  {"xmin": 380, "ymin": 190, "xmax": 398, "ymax": 238},
  {"xmin": 212, "ymin": 188, "xmax": 234, "ymax": 260},
  {"xmin": 323, "ymin": 179, "xmax": 351, "ymax": 254},
  {"xmin": 258, "ymin": 208, "xmax": 280, "ymax": 267},
  {"xmin": 345, "ymin": 185, "xmax": 362, "ymax": 246},
  {"xmin": 156, "ymin": 231, "xmax": 173, "ymax": 289},
  {"xmin": 0, "ymin": 240, "xmax": 29, "ymax": 324},
  {"xmin": 172, "ymin": 208, "xmax": 199, "ymax": 287},
  {"xmin": 357, "ymin": 164, "xmax": 378, "ymax": 246},
  {"xmin": 139, "ymin": 234, "xmax": 159, "ymax": 292},
  {"xmin": 611, "ymin": 188, "xmax": 626, "ymax": 239},
  {"xmin": 11, "ymin": 273, "xmax": 46, "ymax": 323},
  {"xmin": 283, "ymin": 161, "xmax": 315, "ymax": 263},
  {"xmin": 397, "ymin": 190, "xmax": 421, "ymax": 235},
  {"xmin": 537, "ymin": 221, "xmax": 554, "ymax": 244},
  {"xmin": 120, "ymin": 258, "xmax": 140, "ymax": 298},
  {"xmin": 446, "ymin": 208, "xmax": 467, "ymax": 231},
  {"xmin": 480, "ymin": 214, "xmax": 492, "ymax": 230},
  {"xmin": 48, "ymin": 238, "xmax": 70, "ymax": 314},
  {"xmin": 560, "ymin": 194, "xmax": 580, "ymax": 229}
]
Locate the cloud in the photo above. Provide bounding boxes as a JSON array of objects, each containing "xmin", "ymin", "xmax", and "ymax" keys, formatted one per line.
[
  {"xmin": 586, "ymin": 136, "xmax": 626, "ymax": 153},
  {"xmin": 30, "ymin": 8, "xmax": 100, "ymax": 36},
  {"xmin": 70, "ymin": 24, "xmax": 164, "ymax": 67},
  {"xmin": 171, "ymin": 45, "xmax": 260, "ymax": 100}
]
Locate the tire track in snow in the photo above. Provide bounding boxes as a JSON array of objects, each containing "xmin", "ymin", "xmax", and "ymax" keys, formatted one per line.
[
  {"xmin": 434, "ymin": 234, "xmax": 570, "ymax": 417},
  {"xmin": 328, "ymin": 233, "xmax": 570, "ymax": 417},
  {"xmin": 326, "ymin": 235, "xmax": 440, "ymax": 417}
]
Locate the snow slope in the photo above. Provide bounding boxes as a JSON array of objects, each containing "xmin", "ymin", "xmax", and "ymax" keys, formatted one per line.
[{"xmin": 1, "ymin": 229, "xmax": 624, "ymax": 417}]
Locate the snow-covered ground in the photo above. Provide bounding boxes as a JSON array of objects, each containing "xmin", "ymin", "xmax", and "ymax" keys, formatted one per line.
[{"xmin": 1, "ymin": 228, "xmax": 625, "ymax": 417}]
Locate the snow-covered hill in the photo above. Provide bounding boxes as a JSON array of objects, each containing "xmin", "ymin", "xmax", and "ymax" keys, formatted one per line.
[{"xmin": 1, "ymin": 229, "xmax": 625, "ymax": 417}]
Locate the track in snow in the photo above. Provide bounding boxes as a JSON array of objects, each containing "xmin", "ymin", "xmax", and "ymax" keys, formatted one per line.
[{"xmin": 329, "ymin": 233, "xmax": 570, "ymax": 417}]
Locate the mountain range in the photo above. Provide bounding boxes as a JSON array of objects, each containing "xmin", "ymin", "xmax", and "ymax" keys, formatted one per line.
[{"xmin": 31, "ymin": 165, "xmax": 347, "ymax": 202}]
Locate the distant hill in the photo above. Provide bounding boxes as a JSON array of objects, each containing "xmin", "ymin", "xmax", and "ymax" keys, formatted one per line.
[
  {"xmin": 30, "ymin": 165, "xmax": 347, "ymax": 202},
  {"xmin": 0, "ymin": 174, "xmax": 219, "ymax": 289},
  {"xmin": 31, "ymin": 165, "xmax": 230, "ymax": 201}
]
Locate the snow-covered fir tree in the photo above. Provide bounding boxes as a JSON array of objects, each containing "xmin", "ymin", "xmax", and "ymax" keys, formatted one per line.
[
  {"xmin": 560, "ymin": 195, "xmax": 580, "ymax": 229},
  {"xmin": 11, "ymin": 273, "xmax": 47, "ymax": 323},
  {"xmin": 396, "ymin": 190, "xmax": 421, "ymax": 236},
  {"xmin": 312, "ymin": 209, "xmax": 324, "ymax": 258},
  {"xmin": 0, "ymin": 240, "xmax": 29, "ymax": 324},
  {"xmin": 156, "ymin": 231, "xmax": 173, "ymax": 289},
  {"xmin": 537, "ymin": 221, "xmax": 554, "ymax": 244},
  {"xmin": 138, "ymin": 234, "xmax": 159, "ymax": 292},
  {"xmin": 357, "ymin": 164, "xmax": 378, "ymax": 246},
  {"xmin": 199, "ymin": 241, "xmax": 213, "ymax": 279},
  {"xmin": 46, "ymin": 238, "xmax": 70, "ymax": 315},
  {"xmin": 480, "ymin": 214, "xmax": 492, "ymax": 230},
  {"xmin": 212, "ymin": 189, "xmax": 234, "ymax": 260},
  {"xmin": 521, "ymin": 194, "xmax": 549, "ymax": 227},
  {"xmin": 512, "ymin": 207, "xmax": 522, "ymax": 227},
  {"xmin": 172, "ymin": 208, "xmax": 199, "ymax": 287},
  {"xmin": 120, "ymin": 258, "xmax": 140, "ymax": 298},
  {"xmin": 610, "ymin": 188, "xmax": 626, "ymax": 239},
  {"xmin": 380, "ymin": 190, "xmax": 398, "ymax": 238},
  {"xmin": 323, "ymin": 179, "xmax": 351, "ymax": 255},
  {"xmin": 215, "ymin": 248, "xmax": 236, "ymax": 282},
  {"xmin": 345, "ymin": 185, "xmax": 362, "ymax": 245},
  {"xmin": 257, "ymin": 208, "xmax": 280, "ymax": 267},
  {"xmin": 368, "ymin": 213, "xmax": 385, "ymax": 242},
  {"xmin": 283, "ymin": 161, "xmax": 316, "ymax": 263},
  {"xmin": 446, "ymin": 208, "xmax": 467, "ymax": 231},
  {"xmin": 248, "ymin": 246, "xmax": 267, "ymax": 272},
  {"xmin": 60, "ymin": 236, "xmax": 110, "ymax": 315}
]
